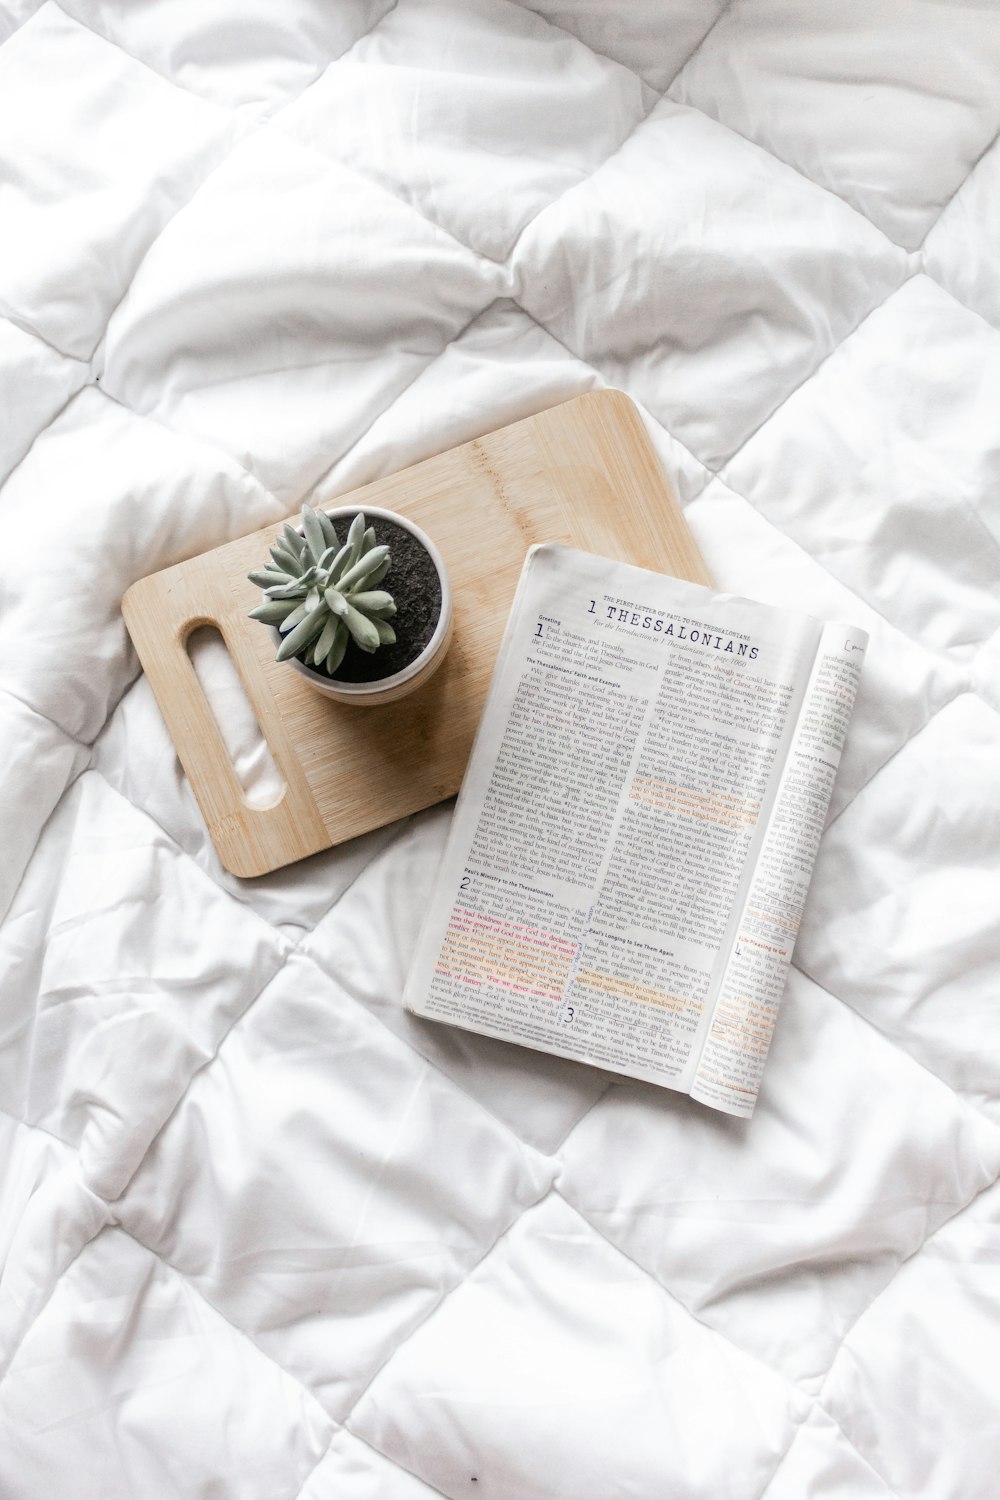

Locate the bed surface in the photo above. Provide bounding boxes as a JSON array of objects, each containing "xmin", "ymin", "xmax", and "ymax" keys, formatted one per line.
[{"xmin": 1, "ymin": 3, "xmax": 999, "ymax": 1497}]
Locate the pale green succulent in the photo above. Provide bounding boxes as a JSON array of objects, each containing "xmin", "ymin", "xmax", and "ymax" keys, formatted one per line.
[{"xmin": 248, "ymin": 506, "xmax": 396, "ymax": 675}]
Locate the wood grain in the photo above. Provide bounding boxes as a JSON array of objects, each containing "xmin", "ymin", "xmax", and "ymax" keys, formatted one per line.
[{"xmin": 122, "ymin": 390, "xmax": 711, "ymax": 877}]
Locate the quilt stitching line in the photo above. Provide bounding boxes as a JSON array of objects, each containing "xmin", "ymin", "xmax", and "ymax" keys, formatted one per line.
[
  {"xmin": 81, "ymin": 769, "xmax": 566, "ymax": 1206},
  {"xmin": 509, "ymin": 92, "xmax": 915, "ymax": 278},
  {"xmin": 548, "ymin": 1187, "xmax": 815, "ymax": 1404},
  {"xmin": 109, "ymin": 1225, "xmax": 339, "ymax": 1484},
  {"xmin": 10, "ymin": 5, "xmax": 276, "ymax": 367},
  {"xmin": 757, "ymin": 1405, "xmax": 905, "ymax": 1500},
  {"xmin": 918, "ymin": 255, "xmax": 1000, "ymax": 358},
  {"xmin": 0, "ymin": 0, "xmax": 44, "ymax": 45},
  {"xmin": 796, "ymin": 1402, "xmax": 907, "ymax": 1500},
  {"xmin": 666, "ymin": 46, "xmax": 1000, "ymax": 260},
  {"xmin": 552, "ymin": 1167, "xmax": 995, "ymax": 1433},
  {"xmin": 38, "ymin": 763, "xmax": 299, "ymax": 1159},
  {"xmin": 710, "ymin": 467, "xmax": 998, "ymax": 665},
  {"xmin": 82, "ymin": 126, "xmax": 268, "ymax": 371},
  {"xmin": 260, "ymin": 0, "xmax": 748, "ymax": 278},
  {"xmin": 792, "ymin": 959, "xmax": 1000, "ymax": 1143},
  {"xmin": 518, "ymin": 281, "xmax": 1000, "ymax": 669},
  {"xmin": 821, "ymin": 688, "xmax": 967, "ymax": 835},
  {"xmin": 502, "ymin": 78, "xmax": 665, "ymax": 258},
  {"xmin": 294, "ymin": 295, "xmax": 510, "ymax": 507},
  {"xmin": 509, "ymin": 0, "xmax": 731, "ymax": 94},
  {"xmin": 0, "ymin": 1101, "xmax": 76, "ymax": 1155},
  {"xmin": 0, "ymin": 1186, "xmax": 112, "ymax": 1390},
  {"xmin": 747, "ymin": 1413, "xmax": 814, "ymax": 1500},
  {"xmin": 291, "ymin": 1427, "xmax": 456, "ymax": 1500},
  {"xmin": 654, "ymin": 0, "xmax": 740, "ymax": 99},
  {"xmin": 89, "ymin": 284, "xmax": 507, "ymax": 549},
  {"xmin": 6, "ymin": 6, "xmax": 997, "ymax": 532},
  {"xmin": 75, "ymin": 383, "xmax": 287, "ymax": 515},
  {"xmin": 272, "ymin": 0, "xmax": 743, "ymax": 276},
  {"xmin": 0, "ymin": 302, "xmax": 89, "ymax": 366},
  {"xmin": 661, "ymin": 84, "xmax": 906, "ymax": 255},
  {"xmin": 503, "ymin": 302, "xmax": 717, "ymax": 494},
  {"xmin": 339, "ymin": 1183, "xmax": 861, "ymax": 1500},
  {"xmin": 685, "ymin": 466, "xmax": 976, "ymax": 685},
  {"xmin": 48, "ymin": 0, "xmax": 394, "ymax": 122},
  {"xmin": 294, "ymin": 935, "xmax": 601, "ymax": 1155},
  {"xmin": 503, "ymin": 0, "xmax": 746, "ymax": 264},
  {"xmin": 0, "ymin": 373, "xmax": 88, "ymax": 492},
  {"xmin": 917, "ymin": 123, "xmax": 1000, "ymax": 250},
  {"xmin": 258, "ymin": 115, "xmax": 514, "ymax": 269},
  {"xmin": 0, "ymin": 683, "xmax": 92, "ymax": 752},
  {"xmin": 0, "ymin": 955, "xmax": 296, "ymax": 1381},
  {"xmin": 27, "ymin": 0, "xmax": 393, "ymax": 384},
  {"xmin": 810, "ymin": 1166, "xmax": 1000, "ymax": 1419},
  {"xmin": 509, "ymin": 261, "xmax": 910, "ymax": 496},
  {"xmin": 336, "ymin": 1187, "xmax": 592, "ymax": 1470},
  {"xmin": 112, "ymin": 1175, "xmax": 551, "ymax": 1437}
]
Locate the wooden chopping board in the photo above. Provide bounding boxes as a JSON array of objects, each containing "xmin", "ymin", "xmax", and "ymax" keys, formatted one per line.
[{"xmin": 123, "ymin": 390, "xmax": 710, "ymax": 878}]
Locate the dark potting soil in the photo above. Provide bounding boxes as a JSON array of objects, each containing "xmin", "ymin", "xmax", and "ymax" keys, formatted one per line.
[{"xmin": 308, "ymin": 511, "xmax": 442, "ymax": 684}]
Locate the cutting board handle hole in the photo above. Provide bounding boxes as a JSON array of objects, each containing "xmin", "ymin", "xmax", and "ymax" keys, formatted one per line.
[{"xmin": 186, "ymin": 625, "xmax": 285, "ymax": 811}]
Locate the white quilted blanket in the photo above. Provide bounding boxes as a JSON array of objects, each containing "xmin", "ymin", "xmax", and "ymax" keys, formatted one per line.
[{"xmin": 2, "ymin": 3, "xmax": 999, "ymax": 1496}]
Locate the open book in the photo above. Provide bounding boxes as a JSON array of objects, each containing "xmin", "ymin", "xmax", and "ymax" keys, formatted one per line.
[{"xmin": 404, "ymin": 545, "xmax": 868, "ymax": 1118}]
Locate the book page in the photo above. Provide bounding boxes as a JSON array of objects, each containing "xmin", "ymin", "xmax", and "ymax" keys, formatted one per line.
[
  {"xmin": 405, "ymin": 545, "xmax": 842, "ymax": 1103},
  {"xmin": 690, "ymin": 621, "xmax": 868, "ymax": 1117}
]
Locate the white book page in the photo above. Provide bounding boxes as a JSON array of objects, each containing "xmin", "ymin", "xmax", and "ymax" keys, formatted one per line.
[
  {"xmin": 691, "ymin": 620, "xmax": 869, "ymax": 1118},
  {"xmin": 405, "ymin": 545, "xmax": 835, "ymax": 1101}
]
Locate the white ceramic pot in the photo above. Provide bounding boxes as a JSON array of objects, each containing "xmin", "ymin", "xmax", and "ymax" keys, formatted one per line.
[{"xmin": 271, "ymin": 504, "xmax": 453, "ymax": 707}]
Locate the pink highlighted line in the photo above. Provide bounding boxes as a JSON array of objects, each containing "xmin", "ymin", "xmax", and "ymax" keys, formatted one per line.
[{"xmin": 450, "ymin": 908, "xmax": 579, "ymax": 955}]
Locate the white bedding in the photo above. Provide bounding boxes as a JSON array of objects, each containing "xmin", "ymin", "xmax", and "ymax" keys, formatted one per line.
[{"xmin": 2, "ymin": 3, "xmax": 999, "ymax": 1496}]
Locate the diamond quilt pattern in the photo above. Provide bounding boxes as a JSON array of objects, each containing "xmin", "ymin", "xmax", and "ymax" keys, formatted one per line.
[{"xmin": 1, "ymin": 3, "xmax": 998, "ymax": 1496}]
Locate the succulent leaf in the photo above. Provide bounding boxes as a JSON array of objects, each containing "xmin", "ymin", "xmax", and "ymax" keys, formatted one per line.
[
  {"xmin": 324, "ymin": 587, "xmax": 349, "ymax": 617},
  {"xmin": 326, "ymin": 620, "xmax": 349, "ymax": 675},
  {"xmin": 276, "ymin": 602, "xmax": 328, "ymax": 661},
  {"xmin": 248, "ymin": 568, "xmax": 292, "ymax": 588},
  {"xmin": 270, "ymin": 545, "xmax": 302, "ymax": 575},
  {"xmin": 372, "ymin": 618, "xmax": 396, "ymax": 646},
  {"xmin": 266, "ymin": 579, "xmax": 308, "ymax": 600},
  {"xmin": 318, "ymin": 509, "xmax": 338, "ymax": 549},
  {"xmin": 281, "ymin": 602, "xmax": 309, "ymax": 632},
  {"xmin": 249, "ymin": 600, "xmax": 293, "ymax": 624},
  {"xmin": 325, "ymin": 542, "xmax": 352, "ymax": 582},
  {"xmin": 337, "ymin": 545, "xmax": 389, "ymax": 594},
  {"xmin": 342, "ymin": 603, "xmax": 381, "ymax": 653},
  {"xmin": 282, "ymin": 525, "xmax": 306, "ymax": 557},
  {"xmin": 346, "ymin": 512, "xmax": 366, "ymax": 568},
  {"xmin": 363, "ymin": 556, "xmax": 391, "ymax": 589},
  {"xmin": 348, "ymin": 590, "xmax": 394, "ymax": 612},
  {"xmin": 313, "ymin": 615, "xmax": 339, "ymax": 665},
  {"xmin": 362, "ymin": 526, "xmax": 376, "ymax": 554},
  {"xmin": 302, "ymin": 505, "xmax": 327, "ymax": 564}
]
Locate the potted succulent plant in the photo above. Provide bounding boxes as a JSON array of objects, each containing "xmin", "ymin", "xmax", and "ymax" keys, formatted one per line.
[{"xmin": 248, "ymin": 504, "xmax": 452, "ymax": 705}]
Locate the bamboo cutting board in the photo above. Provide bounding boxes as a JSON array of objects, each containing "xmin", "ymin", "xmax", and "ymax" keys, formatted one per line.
[{"xmin": 123, "ymin": 391, "xmax": 710, "ymax": 877}]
